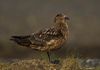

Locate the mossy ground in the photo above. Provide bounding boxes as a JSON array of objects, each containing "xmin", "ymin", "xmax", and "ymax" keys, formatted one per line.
[
  {"xmin": 0, "ymin": 56, "xmax": 99, "ymax": 70},
  {"xmin": 0, "ymin": 49, "xmax": 99, "ymax": 70}
]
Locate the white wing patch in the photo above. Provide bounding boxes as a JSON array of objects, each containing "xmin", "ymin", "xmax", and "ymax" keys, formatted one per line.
[{"xmin": 47, "ymin": 39, "xmax": 55, "ymax": 45}]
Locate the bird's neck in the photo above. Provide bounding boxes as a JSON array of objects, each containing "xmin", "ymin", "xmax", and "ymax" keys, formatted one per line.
[
  {"xmin": 55, "ymin": 22, "xmax": 69, "ymax": 39},
  {"xmin": 55, "ymin": 22, "xmax": 68, "ymax": 30}
]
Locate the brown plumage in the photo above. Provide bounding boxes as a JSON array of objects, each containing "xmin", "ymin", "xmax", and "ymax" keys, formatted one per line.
[{"xmin": 10, "ymin": 13, "xmax": 69, "ymax": 63}]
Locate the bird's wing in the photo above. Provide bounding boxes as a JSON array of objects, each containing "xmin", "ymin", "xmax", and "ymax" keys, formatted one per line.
[
  {"xmin": 10, "ymin": 27, "xmax": 64, "ymax": 51},
  {"xmin": 30, "ymin": 27, "xmax": 63, "ymax": 43}
]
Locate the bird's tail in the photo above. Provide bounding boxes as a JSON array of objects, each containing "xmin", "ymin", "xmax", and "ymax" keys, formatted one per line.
[{"xmin": 10, "ymin": 35, "xmax": 31, "ymax": 46}]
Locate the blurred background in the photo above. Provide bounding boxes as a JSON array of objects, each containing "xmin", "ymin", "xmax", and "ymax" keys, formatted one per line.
[{"xmin": 0, "ymin": 0, "xmax": 100, "ymax": 59}]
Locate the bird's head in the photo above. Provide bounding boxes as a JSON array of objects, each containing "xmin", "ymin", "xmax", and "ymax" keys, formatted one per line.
[{"xmin": 54, "ymin": 13, "xmax": 70, "ymax": 24}]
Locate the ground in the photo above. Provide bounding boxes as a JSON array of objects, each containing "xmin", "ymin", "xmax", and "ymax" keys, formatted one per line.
[{"xmin": 0, "ymin": 56, "xmax": 100, "ymax": 70}]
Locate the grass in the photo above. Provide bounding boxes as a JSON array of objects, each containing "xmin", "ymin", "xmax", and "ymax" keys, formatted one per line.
[
  {"xmin": 0, "ymin": 56, "xmax": 99, "ymax": 70},
  {"xmin": 0, "ymin": 50, "xmax": 99, "ymax": 70}
]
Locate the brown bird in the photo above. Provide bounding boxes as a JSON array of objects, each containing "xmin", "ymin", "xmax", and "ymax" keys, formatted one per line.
[{"xmin": 10, "ymin": 13, "xmax": 69, "ymax": 63}]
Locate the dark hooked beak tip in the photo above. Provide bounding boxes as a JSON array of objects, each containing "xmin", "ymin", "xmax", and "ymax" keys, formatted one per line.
[{"xmin": 65, "ymin": 17, "xmax": 70, "ymax": 20}]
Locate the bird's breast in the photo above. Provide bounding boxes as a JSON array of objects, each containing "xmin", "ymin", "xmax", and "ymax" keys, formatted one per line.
[{"xmin": 46, "ymin": 38, "xmax": 65, "ymax": 51}]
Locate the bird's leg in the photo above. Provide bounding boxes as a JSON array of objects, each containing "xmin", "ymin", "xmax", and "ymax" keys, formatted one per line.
[
  {"xmin": 47, "ymin": 51, "xmax": 51, "ymax": 62},
  {"xmin": 47, "ymin": 51, "xmax": 60, "ymax": 64}
]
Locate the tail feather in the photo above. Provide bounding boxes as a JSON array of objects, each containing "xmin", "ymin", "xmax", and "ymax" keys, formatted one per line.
[
  {"xmin": 11, "ymin": 35, "xmax": 30, "ymax": 39},
  {"xmin": 10, "ymin": 35, "xmax": 31, "ymax": 46}
]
